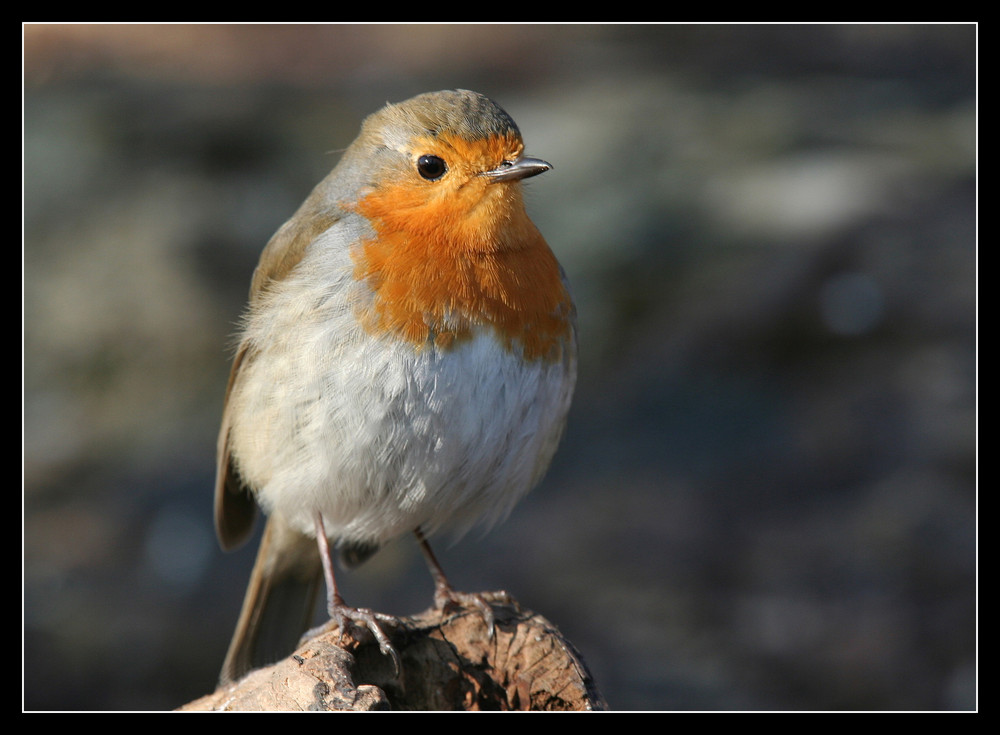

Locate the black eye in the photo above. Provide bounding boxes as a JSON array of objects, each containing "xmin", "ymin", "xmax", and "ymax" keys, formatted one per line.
[{"xmin": 416, "ymin": 154, "xmax": 447, "ymax": 180}]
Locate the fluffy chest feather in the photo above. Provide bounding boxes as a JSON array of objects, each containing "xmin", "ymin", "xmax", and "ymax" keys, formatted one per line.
[{"xmin": 226, "ymin": 220, "xmax": 576, "ymax": 543}]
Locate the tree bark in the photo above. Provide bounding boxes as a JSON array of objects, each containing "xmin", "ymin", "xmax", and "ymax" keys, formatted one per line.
[{"xmin": 181, "ymin": 599, "xmax": 606, "ymax": 711}]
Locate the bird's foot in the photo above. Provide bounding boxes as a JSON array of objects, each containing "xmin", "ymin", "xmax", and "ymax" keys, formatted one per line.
[
  {"xmin": 304, "ymin": 604, "xmax": 401, "ymax": 675},
  {"xmin": 433, "ymin": 587, "xmax": 518, "ymax": 638}
]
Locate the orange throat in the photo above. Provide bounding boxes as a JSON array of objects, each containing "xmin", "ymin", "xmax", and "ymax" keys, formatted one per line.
[{"xmin": 350, "ymin": 171, "xmax": 572, "ymax": 363}]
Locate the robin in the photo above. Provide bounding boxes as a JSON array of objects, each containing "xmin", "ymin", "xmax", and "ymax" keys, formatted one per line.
[{"xmin": 214, "ymin": 89, "xmax": 577, "ymax": 683}]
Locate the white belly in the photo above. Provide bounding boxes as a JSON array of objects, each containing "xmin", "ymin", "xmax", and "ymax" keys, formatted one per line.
[{"xmin": 225, "ymin": 234, "xmax": 576, "ymax": 545}]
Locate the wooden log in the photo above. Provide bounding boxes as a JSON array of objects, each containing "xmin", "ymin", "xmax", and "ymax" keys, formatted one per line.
[{"xmin": 181, "ymin": 599, "xmax": 606, "ymax": 711}]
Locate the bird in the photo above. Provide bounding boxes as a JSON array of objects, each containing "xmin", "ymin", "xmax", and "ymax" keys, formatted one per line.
[{"xmin": 214, "ymin": 89, "xmax": 577, "ymax": 684}]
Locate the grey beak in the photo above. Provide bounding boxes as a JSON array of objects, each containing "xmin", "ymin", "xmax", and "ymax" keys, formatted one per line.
[{"xmin": 482, "ymin": 155, "xmax": 552, "ymax": 183}]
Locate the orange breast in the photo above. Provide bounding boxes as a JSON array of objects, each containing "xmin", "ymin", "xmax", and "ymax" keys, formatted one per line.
[{"xmin": 350, "ymin": 136, "xmax": 572, "ymax": 363}]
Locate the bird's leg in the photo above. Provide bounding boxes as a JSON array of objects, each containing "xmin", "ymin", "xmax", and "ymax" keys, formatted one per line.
[
  {"xmin": 414, "ymin": 528, "xmax": 508, "ymax": 637},
  {"xmin": 315, "ymin": 513, "xmax": 400, "ymax": 674}
]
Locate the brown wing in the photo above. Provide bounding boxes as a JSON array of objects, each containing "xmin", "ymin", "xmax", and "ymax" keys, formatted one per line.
[
  {"xmin": 214, "ymin": 344, "xmax": 259, "ymax": 550},
  {"xmin": 213, "ymin": 192, "xmax": 343, "ymax": 550}
]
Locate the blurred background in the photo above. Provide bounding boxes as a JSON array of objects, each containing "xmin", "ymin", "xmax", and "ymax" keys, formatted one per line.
[{"xmin": 23, "ymin": 24, "xmax": 976, "ymax": 711}]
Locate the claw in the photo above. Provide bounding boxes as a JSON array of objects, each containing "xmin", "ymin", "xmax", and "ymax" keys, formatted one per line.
[
  {"xmin": 314, "ymin": 513, "xmax": 401, "ymax": 675},
  {"xmin": 330, "ymin": 604, "xmax": 401, "ymax": 676},
  {"xmin": 435, "ymin": 588, "xmax": 498, "ymax": 637},
  {"xmin": 415, "ymin": 528, "xmax": 512, "ymax": 638}
]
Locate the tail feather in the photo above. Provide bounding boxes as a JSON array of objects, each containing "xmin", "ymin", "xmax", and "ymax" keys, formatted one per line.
[{"xmin": 220, "ymin": 517, "xmax": 323, "ymax": 684}]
